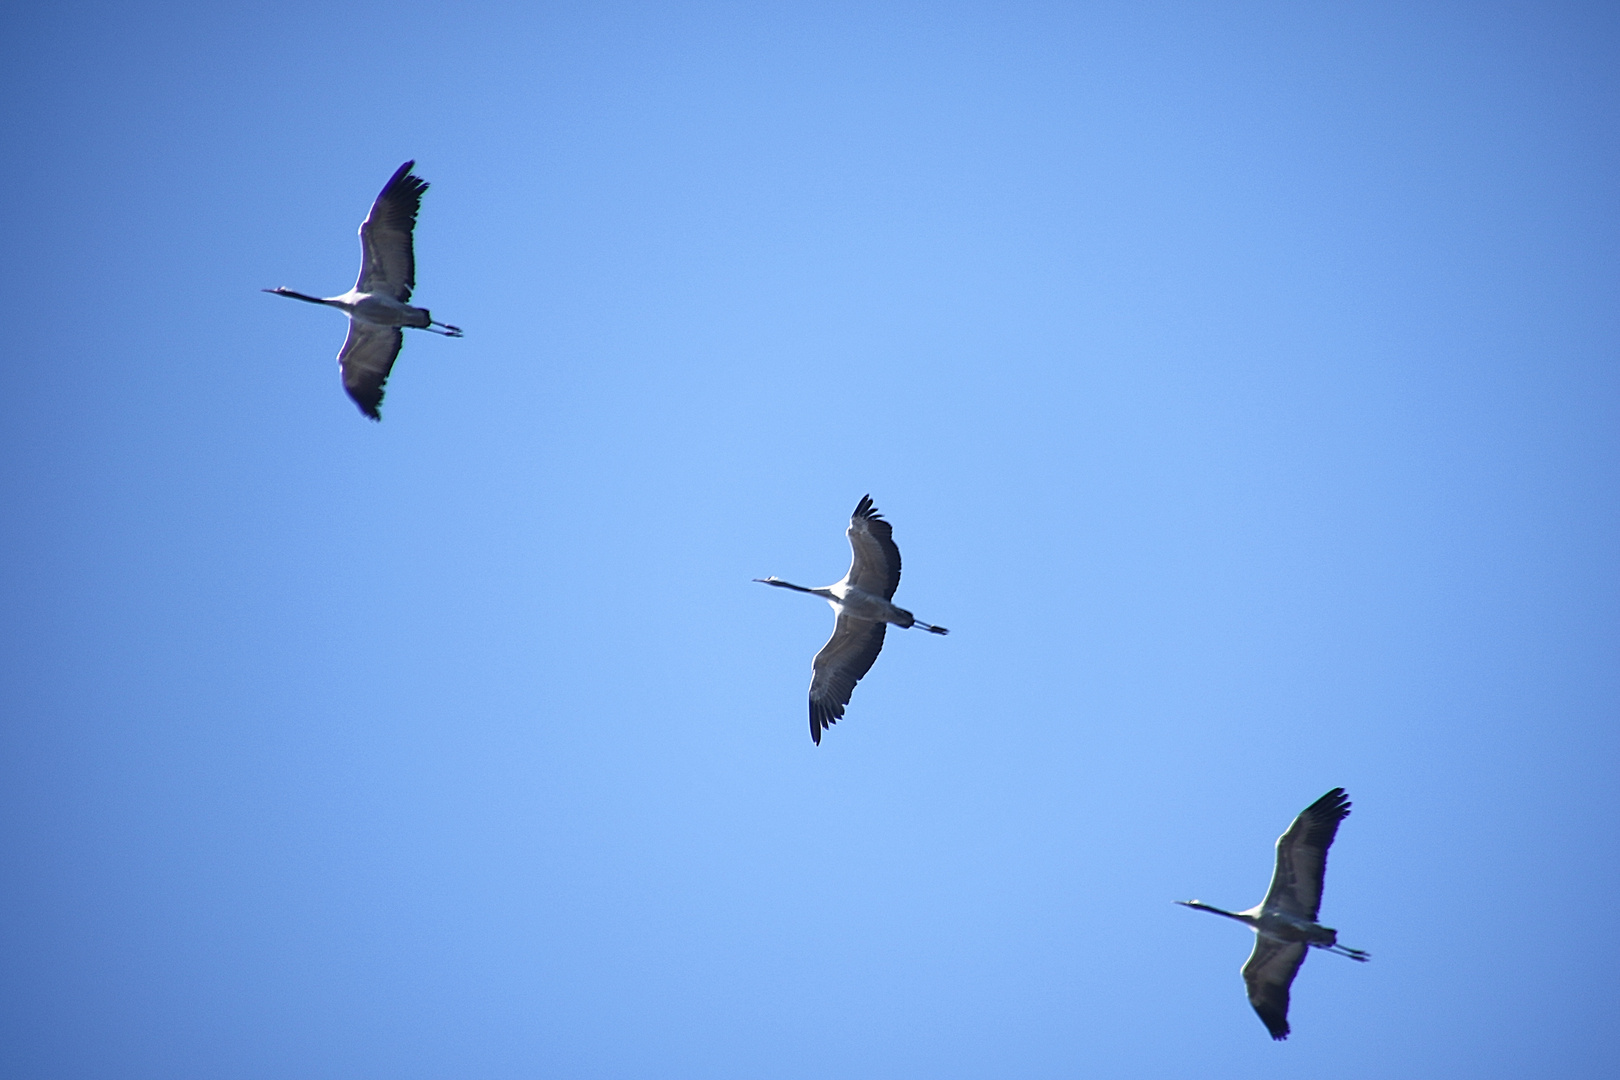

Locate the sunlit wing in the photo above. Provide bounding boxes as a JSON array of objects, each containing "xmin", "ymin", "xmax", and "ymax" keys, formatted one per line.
[
  {"xmin": 338, "ymin": 321, "xmax": 404, "ymax": 420},
  {"xmin": 1263, "ymin": 788, "xmax": 1351, "ymax": 920},
  {"xmin": 355, "ymin": 161, "xmax": 426, "ymax": 301},
  {"xmin": 1241, "ymin": 936, "xmax": 1308, "ymax": 1041},
  {"xmin": 808, "ymin": 616, "xmax": 887, "ymax": 744},
  {"xmin": 843, "ymin": 495, "xmax": 902, "ymax": 600}
]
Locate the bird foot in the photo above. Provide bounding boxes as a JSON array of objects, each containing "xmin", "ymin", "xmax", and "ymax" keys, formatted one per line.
[{"xmin": 1327, "ymin": 945, "xmax": 1371, "ymax": 961}]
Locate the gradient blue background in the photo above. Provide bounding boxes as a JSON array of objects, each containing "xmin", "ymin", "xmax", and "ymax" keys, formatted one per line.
[{"xmin": 3, "ymin": 2, "xmax": 1618, "ymax": 1077}]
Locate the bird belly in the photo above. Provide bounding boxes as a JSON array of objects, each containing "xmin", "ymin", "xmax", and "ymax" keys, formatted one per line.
[
  {"xmin": 1258, "ymin": 913, "xmax": 1335, "ymax": 946},
  {"xmin": 834, "ymin": 588, "xmax": 912, "ymax": 626},
  {"xmin": 349, "ymin": 293, "xmax": 431, "ymax": 329}
]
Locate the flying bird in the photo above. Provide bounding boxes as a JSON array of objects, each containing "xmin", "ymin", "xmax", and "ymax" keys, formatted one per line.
[
  {"xmin": 1177, "ymin": 787, "xmax": 1369, "ymax": 1040},
  {"xmin": 264, "ymin": 161, "xmax": 462, "ymax": 419},
  {"xmin": 756, "ymin": 495, "xmax": 948, "ymax": 744}
]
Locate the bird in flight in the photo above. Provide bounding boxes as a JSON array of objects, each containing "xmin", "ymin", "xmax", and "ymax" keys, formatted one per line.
[
  {"xmin": 1177, "ymin": 787, "xmax": 1369, "ymax": 1040},
  {"xmin": 264, "ymin": 161, "xmax": 462, "ymax": 420},
  {"xmin": 757, "ymin": 495, "xmax": 948, "ymax": 744}
]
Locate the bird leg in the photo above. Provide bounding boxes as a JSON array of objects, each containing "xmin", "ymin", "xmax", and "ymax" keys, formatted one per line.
[
  {"xmin": 427, "ymin": 321, "xmax": 464, "ymax": 337},
  {"xmin": 1321, "ymin": 943, "xmax": 1370, "ymax": 962},
  {"xmin": 913, "ymin": 621, "xmax": 949, "ymax": 635}
]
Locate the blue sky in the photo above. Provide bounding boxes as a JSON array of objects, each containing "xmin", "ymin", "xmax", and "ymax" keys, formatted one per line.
[{"xmin": 2, "ymin": 2, "xmax": 1617, "ymax": 1077}]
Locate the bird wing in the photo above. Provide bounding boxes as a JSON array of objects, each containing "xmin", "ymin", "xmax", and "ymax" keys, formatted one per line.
[
  {"xmin": 1242, "ymin": 936, "xmax": 1308, "ymax": 1040},
  {"xmin": 355, "ymin": 161, "xmax": 427, "ymax": 301},
  {"xmin": 338, "ymin": 321, "xmax": 404, "ymax": 420},
  {"xmin": 1262, "ymin": 788, "xmax": 1351, "ymax": 920},
  {"xmin": 807, "ymin": 616, "xmax": 887, "ymax": 744},
  {"xmin": 843, "ymin": 495, "xmax": 903, "ymax": 600}
]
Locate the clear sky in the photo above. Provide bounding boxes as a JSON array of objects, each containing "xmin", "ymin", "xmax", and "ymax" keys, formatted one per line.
[{"xmin": 2, "ymin": 2, "xmax": 1617, "ymax": 1077}]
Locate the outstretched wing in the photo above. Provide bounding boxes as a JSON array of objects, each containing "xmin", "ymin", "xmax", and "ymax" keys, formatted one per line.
[
  {"xmin": 355, "ymin": 161, "xmax": 427, "ymax": 301},
  {"xmin": 1263, "ymin": 788, "xmax": 1351, "ymax": 920},
  {"xmin": 807, "ymin": 616, "xmax": 886, "ymax": 744},
  {"xmin": 338, "ymin": 321, "xmax": 404, "ymax": 420},
  {"xmin": 1242, "ymin": 937, "xmax": 1308, "ymax": 1040},
  {"xmin": 844, "ymin": 495, "xmax": 903, "ymax": 600}
]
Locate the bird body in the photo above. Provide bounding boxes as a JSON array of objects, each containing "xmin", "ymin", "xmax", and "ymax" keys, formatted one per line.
[
  {"xmin": 264, "ymin": 161, "xmax": 461, "ymax": 419},
  {"xmin": 757, "ymin": 496, "xmax": 947, "ymax": 744},
  {"xmin": 1175, "ymin": 902, "xmax": 1344, "ymax": 950},
  {"xmin": 758, "ymin": 578, "xmax": 921, "ymax": 627},
  {"xmin": 268, "ymin": 288, "xmax": 436, "ymax": 330},
  {"xmin": 1177, "ymin": 788, "xmax": 1368, "ymax": 1040}
]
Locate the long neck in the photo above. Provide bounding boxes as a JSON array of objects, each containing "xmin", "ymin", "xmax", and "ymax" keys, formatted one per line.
[
  {"xmin": 1178, "ymin": 901, "xmax": 1255, "ymax": 926},
  {"xmin": 264, "ymin": 288, "xmax": 331, "ymax": 306},
  {"xmin": 755, "ymin": 578, "xmax": 826, "ymax": 596}
]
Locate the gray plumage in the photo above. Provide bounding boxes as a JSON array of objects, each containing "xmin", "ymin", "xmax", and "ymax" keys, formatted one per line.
[
  {"xmin": 264, "ymin": 161, "xmax": 462, "ymax": 420},
  {"xmin": 1177, "ymin": 788, "xmax": 1369, "ymax": 1040},
  {"xmin": 756, "ymin": 495, "xmax": 947, "ymax": 744}
]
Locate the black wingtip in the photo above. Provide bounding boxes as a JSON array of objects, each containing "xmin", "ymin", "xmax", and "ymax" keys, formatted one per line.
[
  {"xmin": 852, "ymin": 494, "xmax": 883, "ymax": 521},
  {"xmin": 350, "ymin": 394, "xmax": 383, "ymax": 421},
  {"xmin": 810, "ymin": 699, "xmax": 842, "ymax": 745},
  {"xmin": 378, "ymin": 160, "xmax": 429, "ymax": 206},
  {"xmin": 1310, "ymin": 788, "xmax": 1353, "ymax": 821}
]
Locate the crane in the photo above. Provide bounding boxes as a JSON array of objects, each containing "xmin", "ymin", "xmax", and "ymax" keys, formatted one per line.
[
  {"xmin": 1177, "ymin": 787, "xmax": 1369, "ymax": 1040},
  {"xmin": 756, "ymin": 495, "xmax": 947, "ymax": 744},
  {"xmin": 264, "ymin": 161, "xmax": 462, "ymax": 420}
]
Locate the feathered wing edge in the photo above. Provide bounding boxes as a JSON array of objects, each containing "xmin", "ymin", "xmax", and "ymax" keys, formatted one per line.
[
  {"xmin": 1243, "ymin": 937, "xmax": 1309, "ymax": 1041},
  {"xmin": 845, "ymin": 495, "xmax": 903, "ymax": 600},
  {"xmin": 338, "ymin": 322, "xmax": 404, "ymax": 420},
  {"xmin": 1267, "ymin": 788, "xmax": 1351, "ymax": 920},
  {"xmin": 807, "ymin": 618, "xmax": 886, "ymax": 744},
  {"xmin": 356, "ymin": 161, "xmax": 428, "ymax": 300}
]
